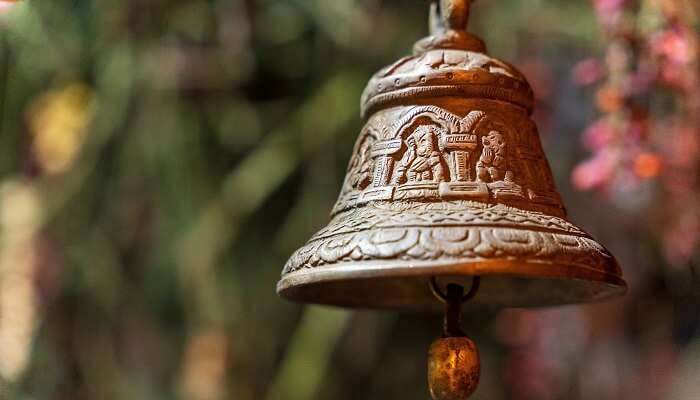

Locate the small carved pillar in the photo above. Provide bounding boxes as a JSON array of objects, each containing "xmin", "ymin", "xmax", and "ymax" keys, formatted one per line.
[
  {"xmin": 372, "ymin": 156, "xmax": 393, "ymax": 187},
  {"xmin": 369, "ymin": 139, "xmax": 402, "ymax": 187},
  {"xmin": 442, "ymin": 132, "xmax": 477, "ymax": 181}
]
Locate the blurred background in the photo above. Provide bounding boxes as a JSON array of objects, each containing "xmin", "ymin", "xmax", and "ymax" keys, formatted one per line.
[{"xmin": 0, "ymin": 0, "xmax": 698, "ymax": 399}]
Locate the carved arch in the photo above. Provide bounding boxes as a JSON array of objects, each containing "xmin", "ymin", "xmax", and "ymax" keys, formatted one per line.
[{"xmin": 389, "ymin": 106, "xmax": 486, "ymax": 139}]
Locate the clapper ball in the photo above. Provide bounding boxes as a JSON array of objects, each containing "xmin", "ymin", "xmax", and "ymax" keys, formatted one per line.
[{"xmin": 428, "ymin": 336, "xmax": 480, "ymax": 400}]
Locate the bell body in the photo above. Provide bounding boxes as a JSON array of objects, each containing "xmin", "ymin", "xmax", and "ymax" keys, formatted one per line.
[{"xmin": 278, "ymin": 15, "xmax": 626, "ymax": 310}]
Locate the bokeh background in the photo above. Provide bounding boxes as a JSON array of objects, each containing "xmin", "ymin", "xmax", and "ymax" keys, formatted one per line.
[{"xmin": 0, "ymin": 0, "xmax": 698, "ymax": 399}]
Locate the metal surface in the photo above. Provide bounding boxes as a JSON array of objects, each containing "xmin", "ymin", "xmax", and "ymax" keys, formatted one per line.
[
  {"xmin": 428, "ymin": 280, "xmax": 480, "ymax": 399},
  {"xmin": 429, "ymin": 279, "xmax": 480, "ymax": 400},
  {"xmin": 278, "ymin": 0, "xmax": 627, "ymax": 310},
  {"xmin": 428, "ymin": 336, "xmax": 480, "ymax": 400}
]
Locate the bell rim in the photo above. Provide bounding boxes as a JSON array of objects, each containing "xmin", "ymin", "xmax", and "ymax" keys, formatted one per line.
[{"xmin": 277, "ymin": 258, "xmax": 627, "ymax": 310}]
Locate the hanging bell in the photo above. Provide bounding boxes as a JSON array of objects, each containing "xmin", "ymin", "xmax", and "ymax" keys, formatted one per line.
[
  {"xmin": 278, "ymin": 0, "xmax": 626, "ymax": 309},
  {"xmin": 279, "ymin": 1, "xmax": 627, "ymax": 397}
]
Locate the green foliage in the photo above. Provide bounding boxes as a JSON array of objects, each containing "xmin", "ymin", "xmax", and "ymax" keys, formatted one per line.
[{"xmin": 0, "ymin": 1, "xmax": 696, "ymax": 400}]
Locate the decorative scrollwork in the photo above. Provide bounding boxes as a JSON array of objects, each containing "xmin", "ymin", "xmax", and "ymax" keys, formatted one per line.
[{"xmin": 283, "ymin": 224, "xmax": 618, "ymax": 276}]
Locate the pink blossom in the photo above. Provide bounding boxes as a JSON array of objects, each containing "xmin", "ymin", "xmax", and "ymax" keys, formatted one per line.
[
  {"xmin": 0, "ymin": 1, "xmax": 16, "ymax": 13},
  {"xmin": 572, "ymin": 58, "xmax": 604, "ymax": 86},
  {"xmin": 581, "ymin": 119, "xmax": 614, "ymax": 151},
  {"xmin": 650, "ymin": 30, "xmax": 695, "ymax": 65},
  {"xmin": 593, "ymin": 0, "xmax": 627, "ymax": 12},
  {"xmin": 658, "ymin": 63, "xmax": 692, "ymax": 91},
  {"xmin": 592, "ymin": 0, "xmax": 626, "ymax": 28},
  {"xmin": 572, "ymin": 153, "xmax": 614, "ymax": 190},
  {"xmin": 625, "ymin": 66, "xmax": 656, "ymax": 96}
]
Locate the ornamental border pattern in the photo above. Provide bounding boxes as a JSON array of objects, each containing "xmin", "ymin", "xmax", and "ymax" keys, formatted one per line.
[
  {"xmin": 316, "ymin": 202, "xmax": 583, "ymax": 241},
  {"xmin": 283, "ymin": 224, "xmax": 618, "ymax": 275}
]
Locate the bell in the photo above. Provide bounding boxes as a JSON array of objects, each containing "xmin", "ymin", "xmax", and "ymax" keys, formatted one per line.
[
  {"xmin": 278, "ymin": 1, "xmax": 626, "ymax": 397},
  {"xmin": 278, "ymin": 0, "xmax": 626, "ymax": 309}
]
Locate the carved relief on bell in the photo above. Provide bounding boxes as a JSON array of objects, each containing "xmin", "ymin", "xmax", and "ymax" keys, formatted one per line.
[
  {"xmin": 336, "ymin": 103, "xmax": 552, "ymax": 213},
  {"xmin": 279, "ymin": 0, "xmax": 626, "ymax": 310}
]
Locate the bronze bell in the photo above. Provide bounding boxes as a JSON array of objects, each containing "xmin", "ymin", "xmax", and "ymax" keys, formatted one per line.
[
  {"xmin": 278, "ymin": 1, "xmax": 626, "ymax": 397},
  {"xmin": 278, "ymin": 0, "xmax": 626, "ymax": 309}
]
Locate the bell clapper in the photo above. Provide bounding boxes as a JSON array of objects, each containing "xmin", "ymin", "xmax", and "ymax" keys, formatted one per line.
[{"xmin": 428, "ymin": 277, "xmax": 481, "ymax": 400}]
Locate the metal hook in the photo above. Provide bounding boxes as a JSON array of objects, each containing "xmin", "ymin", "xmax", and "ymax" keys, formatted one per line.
[
  {"xmin": 429, "ymin": 276, "xmax": 481, "ymax": 304},
  {"xmin": 430, "ymin": 276, "xmax": 480, "ymax": 337}
]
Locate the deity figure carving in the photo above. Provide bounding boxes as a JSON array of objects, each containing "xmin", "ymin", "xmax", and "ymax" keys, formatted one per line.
[
  {"xmin": 393, "ymin": 125, "xmax": 446, "ymax": 184},
  {"xmin": 476, "ymin": 130, "xmax": 512, "ymax": 183}
]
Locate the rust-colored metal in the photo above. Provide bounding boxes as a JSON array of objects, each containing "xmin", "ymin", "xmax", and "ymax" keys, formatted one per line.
[
  {"xmin": 428, "ymin": 281, "xmax": 480, "ymax": 400},
  {"xmin": 428, "ymin": 337, "xmax": 480, "ymax": 399},
  {"xmin": 277, "ymin": 0, "xmax": 627, "ymax": 310}
]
